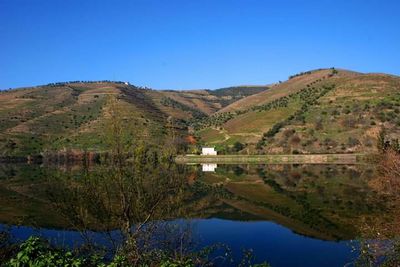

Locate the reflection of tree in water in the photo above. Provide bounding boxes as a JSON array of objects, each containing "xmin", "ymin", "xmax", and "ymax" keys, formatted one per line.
[
  {"xmin": 45, "ymin": 159, "xmax": 197, "ymax": 264},
  {"xmin": 42, "ymin": 97, "xmax": 202, "ymax": 264},
  {"xmin": 233, "ymin": 166, "xmax": 245, "ymax": 176},
  {"xmin": 354, "ymin": 150, "xmax": 400, "ymax": 266},
  {"xmin": 44, "ymin": 162, "xmax": 271, "ymax": 265},
  {"xmin": 1, "ymin": 98, "xmax": 273, "ymax": 266}
]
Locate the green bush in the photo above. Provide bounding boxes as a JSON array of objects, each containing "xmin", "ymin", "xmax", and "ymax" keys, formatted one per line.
[
  {"xmin": 233, "ymin": 141, "xmax": 245, "ymax": 152},
  {"xmin": 5, "ymin": 237, "xmax": 127, "ymax": 267}
]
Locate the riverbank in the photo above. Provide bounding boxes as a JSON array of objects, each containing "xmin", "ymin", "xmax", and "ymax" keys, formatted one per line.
[
  {"xmin": 175, "ymin": 153, "xmax": 369, "ymax": 164},
  {"xmin": 0, "ymin": 151, "xmax": 102, "ymax": 164}
]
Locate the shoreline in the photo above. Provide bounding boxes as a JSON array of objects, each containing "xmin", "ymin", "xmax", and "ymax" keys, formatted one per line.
[{"xmin": 175, "ymin": 153, "xmax": 370, "ymax": 164}]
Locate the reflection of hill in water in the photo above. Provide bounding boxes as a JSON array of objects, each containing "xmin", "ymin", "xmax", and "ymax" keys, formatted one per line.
[
  {"xmin": 191, "ymin": 164, "xmax": 385, "ymax": 240},
  {"xmin": 0, "ymin": 163, "xmax": 387, "ymax": 241}
]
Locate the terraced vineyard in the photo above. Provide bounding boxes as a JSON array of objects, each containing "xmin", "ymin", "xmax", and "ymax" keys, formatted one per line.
[
  {"xmin": 196, "ymin": 69, "xmax": 400, "ymax": 154},
  {"xmin": 0, "ymin": 82, "xmax": 266, "ymax": 156},
  {"xmin": 0, "ymin": 68, "xmax": 399, "ymax": 157}
]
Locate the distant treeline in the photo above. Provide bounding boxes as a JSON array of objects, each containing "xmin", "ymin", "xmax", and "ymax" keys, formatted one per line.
[
  {"xmin": 288, "ymin": 68, "xmax": 337, "ymax": 80},
  {"xmin": 289, "ymin": 71, "xmax": 313, "ymax": 79},
  {"xmin": 44, "ymin": 80, "xmax": 152, "ymax": 90},
  {"xmin": 207, "ymin": 86, "xmax": 268, "ymax": 97},
  {"xmin": 45, "ymin": 80, "xmax": 128, "ymax": 87}
]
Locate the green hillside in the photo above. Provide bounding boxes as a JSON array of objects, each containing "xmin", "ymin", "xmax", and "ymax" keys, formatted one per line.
[
  {"xmin": 196, "ymin": 69, "xmax": 400, "ymax": 154},
  {"xmin": 1, "ymin": 68, "xmax": 399, "ymax": 157},
  {"xmin": 0, "ymin": 81, "xmax": 264, "ymax": 156}
]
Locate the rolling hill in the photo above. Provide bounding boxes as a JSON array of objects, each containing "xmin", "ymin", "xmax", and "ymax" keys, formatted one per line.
[
  {"xmin": 196, "ymin": 68, "xmax": 400, "ymax": 154},
  {"xmin": 0, "ymin": 81, "xmax": 266, "ymax": 156},
  {"xmin": 0, "ymin": 68, "xmax": 399, "ymax": 157}
]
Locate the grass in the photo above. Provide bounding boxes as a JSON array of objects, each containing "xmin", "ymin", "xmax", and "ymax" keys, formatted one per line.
[
  {"xmin": 198, "ymin": 128, "xmax": 226, "ymax": 143},
  {"xmin": 225, "ymin": 104, "xmax": 300, "ymax": 134}
]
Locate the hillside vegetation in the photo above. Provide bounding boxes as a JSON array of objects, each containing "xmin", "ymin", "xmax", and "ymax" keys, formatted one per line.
[
  {"xmin": 196, "ymin": 69, "xmax": 400, "ymax": 154},
  {"xmin": 0, "ymin": 68, "xmax": 399, "ymax": 156},
  {"xmin": 0, "ymin": 82, "xmax": 265, "ymax": 156}
]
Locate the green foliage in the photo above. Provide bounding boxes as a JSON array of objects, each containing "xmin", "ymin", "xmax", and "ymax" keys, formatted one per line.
[
  {"xmin": 256, "ymin": 139, "xmax": 265, "ymax": 150},
  {"xmin": 289, "ymin": 70, "xmax": 312, "ymax": 79},
  {"xmin": 208, "ymin": 86, "xmax": 267, "ymax": 98},
  {"xmin": 207, "ymin": 86, "xmax": 268, "ymax": 107},
  {"xmin": 6, "ymin": 237, "xmax": 85, "ymax": 267},
  {"xmin": 160, "ymin": 259, "xmax": 194, "ymax": 267},
  {"xmin": 257, "ymin": 83, "xmax": 336, "ymax": 147},
  {"xmin": 377, "ymin": 127, "xmax": 387, "ymax": 152},
  {"xmin": 265, "ymin": 121, "xmax": 286, "ymax": 137},
  {"xmin": 347, "ymin": 137, "xmax": 360, "ymax": 147},
  {"xmin": 330, "ymin": 68, "xmax": 339, "ymax": 76},
  {"xmin": 354, "ymin": 238, "xmax": 400, "ymax": 267},
  {"xmin": 233, "ymin": 141, "xmax": 245, "ymax": 152},
  {"xmin": 377, "ymin": 127, "xmax": 400, "ymax": 154},
  {"xmin": 161, "ymin": 97, "xmax": 207, "ymax": 120},
  {"xmin": 191, "ymin": 112, "xmax": 235, "ymax": 130},
  {"xmin": 5, "ymin": 236, "xmax": 129, "ymax": 267}
]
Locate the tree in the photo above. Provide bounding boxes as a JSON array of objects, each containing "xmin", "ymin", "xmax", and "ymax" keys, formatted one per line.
[
  {"xmin": 233, "ymin": 141, "xmax": 245, "ymax": 152},
  {"xmin": 347, "ymin": 137, "xmax": 360, "ymax": 147},
  {"xmin": 390, "ymin": 139, "xmax": 400, "ymax": 153},
  {"xmin": 256, "ymin": 139, "xmax": 265, "ymax": 150},
  {"xmin": 377, "ymin": 127, "xmax": 387, "ymax": 152}
]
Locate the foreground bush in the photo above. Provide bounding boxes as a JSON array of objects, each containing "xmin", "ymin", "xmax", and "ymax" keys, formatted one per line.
[{"xmin": 5, "ymin": 236, "xmax": 128, "ymax": 267}]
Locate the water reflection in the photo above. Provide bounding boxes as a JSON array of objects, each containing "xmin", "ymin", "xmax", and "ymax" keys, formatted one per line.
[
  {"xmin": 202, "ymin": 163, "xmax": 217, "ymax": 172},
  {"xmin": 0, "ymin": 162, "xmax": 397, "ymax": 266}
]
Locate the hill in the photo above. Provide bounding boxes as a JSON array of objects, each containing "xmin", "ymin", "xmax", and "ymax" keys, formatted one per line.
[
  {"xmin": 1, "ymin": 68, "xmax": 399, "ymax": 157},
  {"xmin": 0, "ymin": 81, "xmax": 264, "ymax": 156},
  {"xmin": 158, "ymin": 85, "xmax": 268, "ymax": 115},
  {"xmin": 196, "ymin": 68, "xmax": 400, "ymax": 154}
]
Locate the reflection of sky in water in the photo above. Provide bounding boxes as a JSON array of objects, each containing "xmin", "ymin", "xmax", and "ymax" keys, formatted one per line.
[
  {"xmin": 195, "ymin": 218, "xmax": 356, "ymax": 267},
  {"xmin": 1, "ymin": 219, "xmax": 356, "ymax": 267},
  {"xmin": 0, "ymin": 163, "xmax": 378, "ymax": 266}
]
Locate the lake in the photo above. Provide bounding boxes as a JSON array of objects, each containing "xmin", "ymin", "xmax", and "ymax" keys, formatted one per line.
[{"xmin": 0, "ymin": 163, "xmax": 388, "ymax": 266}]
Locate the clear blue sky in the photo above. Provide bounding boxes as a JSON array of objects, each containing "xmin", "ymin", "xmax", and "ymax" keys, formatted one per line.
[{"xmin": 1, "ymin": 0, "xmax": 399, "ymax": 90}]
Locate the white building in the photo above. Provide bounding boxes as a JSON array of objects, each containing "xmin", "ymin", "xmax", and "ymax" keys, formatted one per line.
[
  {"xmin": 202, "ymin": 163, "xmax": 217, "ymax": 172},
  {"xmin": 202, "ymin": 147, "xmax": 217, "ymax": 155}
]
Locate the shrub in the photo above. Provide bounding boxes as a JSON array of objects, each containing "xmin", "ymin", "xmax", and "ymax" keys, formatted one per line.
[
  {"xmin": 347, "ymin": 137, "xmax": 360, "ymax": 147},
  {"xmin": 342, "ymin": 117, "xmax": 357, "ymax": 128},
  {"xmin": 324, "ymin": 138, "xmax": 338, "ymax": 148},
  {"xmin": 283, "ymin": 129, "xmax": 295, "ymax": 138},
  {"xmin": 290, "ymin": 135, "xmax": 301, "ymax": 145},
  {"xmin": 315, "ymin": 118, "xmax": 323, "ymax": 130},
  {"xmin": 375, "ymin": 149, "xmax": 400, "ymax": 196},
  {"xmin": 6, "ymin": 237, "xmax": 87, "ymax": 266},
  {"xmin": 256, "ymin": 139, "xmax": 265, "ymax": 149},
  {"xmin": 364, "ymin": 138, "xmax": 374, "ymax": 147},
  {"xmin": 265, "ymin": 121, "xmax": 286, "ymax": 137},
  {"xmin": 331, "ymin": 109, "xmax": 340, "ymax": 116},
  {"xmin": 233, "ymin": 141, "xmax": 245, "ymax": 152}
]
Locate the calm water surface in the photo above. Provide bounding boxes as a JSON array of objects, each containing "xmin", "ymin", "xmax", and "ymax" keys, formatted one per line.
[{"xmin": 0, "ymin": 163, "xmax": 383, "ymax": 266}]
